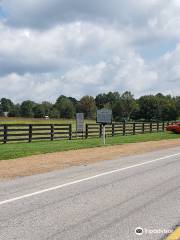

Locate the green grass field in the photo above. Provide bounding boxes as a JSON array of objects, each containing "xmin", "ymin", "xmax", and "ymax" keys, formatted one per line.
[
  {"xmin": 0, "ymin": 117, "xmax": 95, "ymax": 124},
  {"xmin": 0, "ymin": 117, "xmax": 95, "ymax": 131},
  {"xmin": 0, "ymin": 132, "xmax": 179, "ymax": 161}
]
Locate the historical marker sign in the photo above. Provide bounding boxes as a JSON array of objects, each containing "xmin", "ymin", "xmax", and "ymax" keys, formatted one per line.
[
  {"xmin": 96, "ymin": 108, "xmax": 112, "ymax": 125},
  {"xmin": 96, "ymin": 108, "xmax": 112, "ymax": 145},
  {"xmin": 76, "ymin": 113, "xmax": 84, "ymax": 132}
]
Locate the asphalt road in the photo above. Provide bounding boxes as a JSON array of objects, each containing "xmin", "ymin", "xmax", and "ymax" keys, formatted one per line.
[{"xmin": 0, "ymin": 147, "xmax": 180, "ymax": 240}]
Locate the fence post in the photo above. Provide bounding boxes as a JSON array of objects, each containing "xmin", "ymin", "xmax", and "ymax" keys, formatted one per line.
[
  {"xmin": 162, "ymin": 122, "xmax": 165, "ymax": 131},
  {"xmin": 112, "ymin": 123, "xmax": 115, "ymax": 137},
  {"xmin": 85, "ymin": 124, "xmax": 88, "ymax": 139},
  {"xmin": 69, "ymin": 124, "xmax": 72, "ymax": 140},
  {"xmin": 157, "ymin": 122, "xmax": 159, "ymax": 132},
  {"xmin": 142, "ymin": 122, "xmax": 145, "ymax": 134},
  {"xmin": 3, "ymin": 124, "xmax": 7, "ymax": 144},
  {"xmin": 150, "ymin": 122, "xmax": 152, "ymax": 133},
  {"xmin": 123, "ymin": 122, "xmax": 126, "ymax": 136},
  {"xmin": 29, "ymin": 124, "xmax": 32, "ymax": 143},
  {"xmin": 133, "ymin": 122, "xmax": 136, "ymax": 135},
  {"xmin": 51, "ymin": 124, "xmax": 54, "ymax": 141},
  {"xmin": 99, "ymin": 124, "xmax": 103, "ymax": 138}
]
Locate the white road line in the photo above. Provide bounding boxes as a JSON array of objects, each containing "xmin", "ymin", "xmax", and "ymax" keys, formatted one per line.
[{"xmin": 0, "ymin": 152, "xmax": 180, "ymax": 206}]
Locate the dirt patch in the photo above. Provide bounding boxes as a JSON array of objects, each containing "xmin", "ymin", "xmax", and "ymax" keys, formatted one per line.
[{"xmin": 0, "ymin": 139, "xmax": 180, "ymax": 180}]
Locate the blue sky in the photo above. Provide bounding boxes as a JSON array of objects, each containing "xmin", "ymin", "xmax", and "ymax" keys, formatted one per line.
[
  {"xmin": 137, "ymin": 40, "xmax": 177, "ymax": 60},
  {"xmin": 0, "ymin": 7, "xmax": 5, "ymax": 18},
  {"xmin": 0, "ymin": 0, "xmax": 180, "ymax": 102}
]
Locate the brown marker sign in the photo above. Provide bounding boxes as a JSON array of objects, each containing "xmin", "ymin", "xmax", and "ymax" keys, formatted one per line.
[{"xmin": 76, "ymin": 113, "xmax": 84, "ymax": 132}]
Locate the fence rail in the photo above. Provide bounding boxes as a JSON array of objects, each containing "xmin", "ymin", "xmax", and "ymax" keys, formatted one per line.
[
  {"xmin": 85, "ymin": 122, "xmax": 167, "ymax": 138},
  {"xmin": 0, "ymin": 121, "xmax": 174, "ymax": 143},
  {"xmin": 0, "ymin": 124, "xmax": 72, "ymax": 143}
]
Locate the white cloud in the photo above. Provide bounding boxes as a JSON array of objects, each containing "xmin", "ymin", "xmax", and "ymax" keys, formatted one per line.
[
  {"xmin": 0, "ymin": 0, "xmax": 180, "ymax": 102},
  {"xmin": 0, "ymin": 53, "xmax": 159, "ymax": 103},
  {"xmin": 0, "ymin": 21, "xmax": 129, "ymax": 74},
  {"xmin": 0, "ymin": 73, "xmax": 61, "ymax": 102},
  {"xmin": 154, "ymin": 44, "xmax": 180, "ymax": 96},
  {"xmin": 1, "ymin": 0, "xmax": 168, "ymax": 29},
  {"xmin": 147, "ymin": 0, "xmax": 180, "ymax": 39}
]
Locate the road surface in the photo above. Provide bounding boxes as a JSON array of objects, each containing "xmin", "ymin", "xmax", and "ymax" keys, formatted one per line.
[{"xmin": 0, "ymin": 147, "xmax": 180, "ymax": 240}]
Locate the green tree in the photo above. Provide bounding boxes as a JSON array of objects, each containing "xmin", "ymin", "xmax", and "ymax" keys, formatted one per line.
[
  {"xmin": 112, "ymin": 99, "xmax": 123, "ymax": 121},
  {"xmin": 113, "ymin": 92, "xmax": 138, "ymax": 121},
  {"xmin": 78, "ymin": 96, "xmax": 96, "ymax": 118},
  {"xmin": 95, "ymin": 93, "xmax": 108, "ymax": 109},
  {"xmin": 68, "ymin": 97, "xmax": 78, "ymax": 106},
  {"xmin": 138, "ymin": 95, "xmax": 158, "ymax": 121},
  {"xmin": 0, "ymin": 104, "xmax": 3, "ymax": 116},
  {"xmin": 8, "ymin": 104, "xmax": 20, "ymax": 117},
  {"xmin": 154, "ymin": 94, "xmax": 177, "ymax": 120},
  {"xmin": 95, "ymin": 92, "xmax": 120, "ymax": 109},
  {"xmin": 20, "ymin": 100, "xmax": 35, "ymax": 117},
  {"xmin": 41, "ymin": 101, "xmax": 53, "ymax": 116},
  {"xmin": 55, "ymin": 96, "xmax": 75, "ymax": 118},
  {"xmin": 130, "ymin": 100, "xmax": 140, "ymax": 120},
  {"xmin": 56, "ymin": 95, "xmax": 67, "ymax": 105},
  {"xmin": 175, "ymin": 96, "xmax": 180, "ymax": 118},
  {"xmin": 49, "ymin": 107, "xmax": 60, "ymax": 118},
  {"xmin": 120, "ymin": 91, "xmax": 137, "ymax": 120},
  {"xmin": 33, "ymin": 104, "xmax": 45, "ymax": 118},
  {"xmin": 160, "ymin": 101, "xmax": 177, "ymax": 120},
  {"xmin": 106, "ymin": 92, "xmax": 120, "ymax": 107},
  {"xmin": 0, "ymin": 98, "xmax": 14, "ymax": 112}
]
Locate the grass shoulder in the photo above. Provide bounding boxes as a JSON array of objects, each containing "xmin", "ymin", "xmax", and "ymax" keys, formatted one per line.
[{"xmin": 0, "ymin": 132, "xmax": 179, "ymax": 161}]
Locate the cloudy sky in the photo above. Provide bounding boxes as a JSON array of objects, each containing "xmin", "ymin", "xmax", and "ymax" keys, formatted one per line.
[{"xmin": 0, "ymin": 0, "xmax": 180, "ymax": 103}]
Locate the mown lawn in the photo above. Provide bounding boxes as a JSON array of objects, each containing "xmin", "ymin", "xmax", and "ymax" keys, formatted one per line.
[{"xmin": 0, "ymin": 132, "xmax": 179, "ymax": 160}]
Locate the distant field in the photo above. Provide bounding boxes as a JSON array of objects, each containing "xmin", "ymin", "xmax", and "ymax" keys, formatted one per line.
[
  {"xmin": 0, "ymin": 117, "xmax": 95, "ymax": 129},
  {"xmin": 0, "ymin": 132, "xmax": 179, "ymax": 160},
  {"xmin": 0, "ymin": 117, "xmax": 95, "ymax": 124},
  {"xmin": 0, "ymin": 117, "xmax": 179, "ymax": 125}
]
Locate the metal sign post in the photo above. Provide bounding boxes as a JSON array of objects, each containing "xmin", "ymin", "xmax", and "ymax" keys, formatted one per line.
[
  {"xmin": 96, "ymin": 109, "xmax": 112, "ymax": 145},
  {"xmin": 102, "ymin": 124, "xmax": 106, "ymax": 145}
]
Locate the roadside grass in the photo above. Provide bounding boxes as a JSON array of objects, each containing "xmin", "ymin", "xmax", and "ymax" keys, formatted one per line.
[{"xmin": 0, "ymin": 132, "xmax": 179, "ymax": 161}]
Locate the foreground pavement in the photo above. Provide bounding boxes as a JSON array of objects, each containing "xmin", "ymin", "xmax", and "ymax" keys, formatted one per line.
[{"xmin": 0, "ymin": 147, "xmax": 180, "ymax": 240}]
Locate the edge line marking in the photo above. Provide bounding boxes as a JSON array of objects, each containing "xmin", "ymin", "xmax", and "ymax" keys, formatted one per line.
[{"xmin": 0, "ymin": 152, "xmax": 180, "ymax": 206}]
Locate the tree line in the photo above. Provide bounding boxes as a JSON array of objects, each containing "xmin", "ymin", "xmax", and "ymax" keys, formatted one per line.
[{"xmin": 0, "ymin": 92, "xmax": 179, "ymax": 121}]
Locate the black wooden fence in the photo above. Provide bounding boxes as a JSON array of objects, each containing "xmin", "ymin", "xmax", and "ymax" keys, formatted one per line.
[
  {"xmin": 0, "ymin": 124, "xmax": 72, "ymax": 143},
  {"xmin": 85, "ymin": 122, "xmax": 166, "ymax": 138},
  {"xmin": 0, "ymin": 121, "xmax": 171, "ymax": 144}
]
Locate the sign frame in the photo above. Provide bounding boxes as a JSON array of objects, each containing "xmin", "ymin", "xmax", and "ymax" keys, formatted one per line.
[
  {"xmin": 96, "ymin": 108, "xmax": 112, "ymax": 145},
  {"xmin": 76, "ymin": 113, "xmax": 84, "ymax": 133},
  {"xmin": 96, "ymin": 108, "xmax": 112, "ymax": 125}
]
